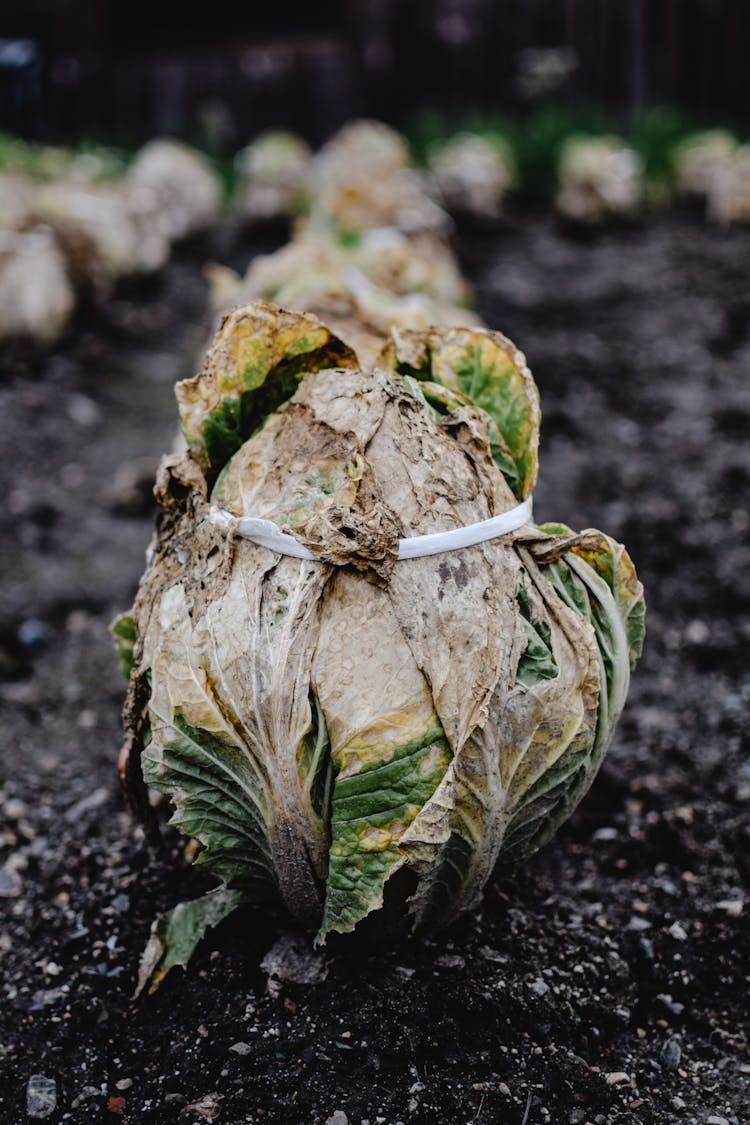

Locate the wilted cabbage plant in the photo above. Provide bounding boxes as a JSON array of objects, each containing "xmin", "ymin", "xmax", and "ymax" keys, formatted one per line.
[
  {"xmin": 233, "ymin": 129, "xmax": 311, "ymax": 224},
  {"xmin": 428, "ymin": 132, "xmax": 516, "ymax": 219},
  {"xmin": 556, "ymin": 135, "xmax": 643, "ymax": 223},
  {"xmin": 118, "ymin": 301, "xmax": 644, "ymax": 989}
]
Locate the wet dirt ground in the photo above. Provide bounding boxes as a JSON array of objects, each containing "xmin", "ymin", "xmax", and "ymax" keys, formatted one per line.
[{"xmin": 0, "ymin": 217, "xmax": 748, "ymax": 1124}]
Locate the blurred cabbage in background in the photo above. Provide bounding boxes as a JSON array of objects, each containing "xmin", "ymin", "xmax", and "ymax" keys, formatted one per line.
[
  {"xmin": 233, "ymin": 130, "xmax": 311, "ymax": 224},
  {"xmin": 556, "ymin": 136, "xmax": 643, "ymax": 224},
  {"xmin": 427, "ymin": 132, "xmax": 516, "ymax": 219}
]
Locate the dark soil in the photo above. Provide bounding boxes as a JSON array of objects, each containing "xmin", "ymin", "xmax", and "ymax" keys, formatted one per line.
[{"xmin": 1, "ymin": 218, "xmax": 749, "ymax": 1125}]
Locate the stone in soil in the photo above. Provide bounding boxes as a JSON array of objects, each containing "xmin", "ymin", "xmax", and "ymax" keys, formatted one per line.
[{"xmin": 26, "ymin": 1075, "xmax": 57, "ymax": 1119}]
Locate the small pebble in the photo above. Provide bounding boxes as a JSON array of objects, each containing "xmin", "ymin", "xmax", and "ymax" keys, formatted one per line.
[
  {"xmin": 435, "ymin": 952, "xmax": 465, "ymax": 969},
  {"xmin": 326, "ymin": 1113, "xmax": 348, "ymax": 1125},
  {"xmin": 0, "ymin": 868, "xmax": 22, "ymax": 897},
  {"xmin": 163, "ymin": 1093, "xmax": 187, "ymax": 1107},
  {"xmin": 706, "ymin": 1118, "xmax": 730, "ymax": 1125},
  {"xmin": 529, "ymin": 978, "xmax": 550, "ymax": 997},
  {"xmin": 670, "ymin": 1098, "xmax": 687, "ymax": 1110},
  {"xmin": 639, "ymin": 936, "xmax": 655, "ymax": 960},
  {"xmin": 3, "ymin": 797, "xmax": 28, "ymax": 820},
  {"xmin": 115, "ymin": 1078, "xmax": 133, "ymax": 1091},
  {"xmin": 66, "ymin": 393, "xmax": 101, "ymax": 428},
  {"xmin": 229, "ymin": 1042, "xmax": 252, "ymax": 1055},
  {"xmin": 71, "ymin": 1086, "xmax": 100, "ymax": 1109},
  {"xmin": 684, "ymin": 619, "xmax": 709, "ymax": 644},
  {"xmin": 668, "ymin": 920, "xmax": 688, "ymax": 941},
  {"xmin": 64, "ymin": 787, "xmax": 109, "ymax": 824},
  {"xmin": 77, "ymin": 708, "xmax": 97, "ymax": 731},
  {"xmin": 605, "ymin": 1071, "xmax": 630, "ymax": 1086},
  {"xmin": 656, "ymin": 992, "xmax": 685, "ymax": 1015},
  {"xmin": 592, "ymin": 826, "xmax": 617, "ymax": 841},
  {"xmin": 660, "ymin": 1035, "xmax": 682, "ymax": 1070},
  {"xmin": 27, "ymin": 1075, "xmax": 57, "ymax": 1119},
  {"xmin": 17, "ymin": 618, "xmax": 51, "ymax": 650},
  {"xmin": 716, "ymin": 899, "xmax": 744, "ymax": 917}
]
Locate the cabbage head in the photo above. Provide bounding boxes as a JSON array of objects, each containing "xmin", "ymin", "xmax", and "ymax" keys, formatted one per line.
[{"xmin": 117, "ymin": 301, "xmax": 644, "ymax": 990}]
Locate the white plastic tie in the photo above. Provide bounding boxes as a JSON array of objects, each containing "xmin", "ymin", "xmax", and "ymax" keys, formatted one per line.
[{"xmin": 209, "ymin": 496, "xmax": 533, "ymax": 562}]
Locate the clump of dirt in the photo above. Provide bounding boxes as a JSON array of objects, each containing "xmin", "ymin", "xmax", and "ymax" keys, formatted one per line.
[{"xmin": 1, "ymin": 220, "xmax": 748, "ymax": 1124}]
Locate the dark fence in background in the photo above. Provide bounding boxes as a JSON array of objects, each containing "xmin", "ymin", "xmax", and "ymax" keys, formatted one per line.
[{"xmin": 1, "ymin": 0, "xmax": 749, "ymax": 145}]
